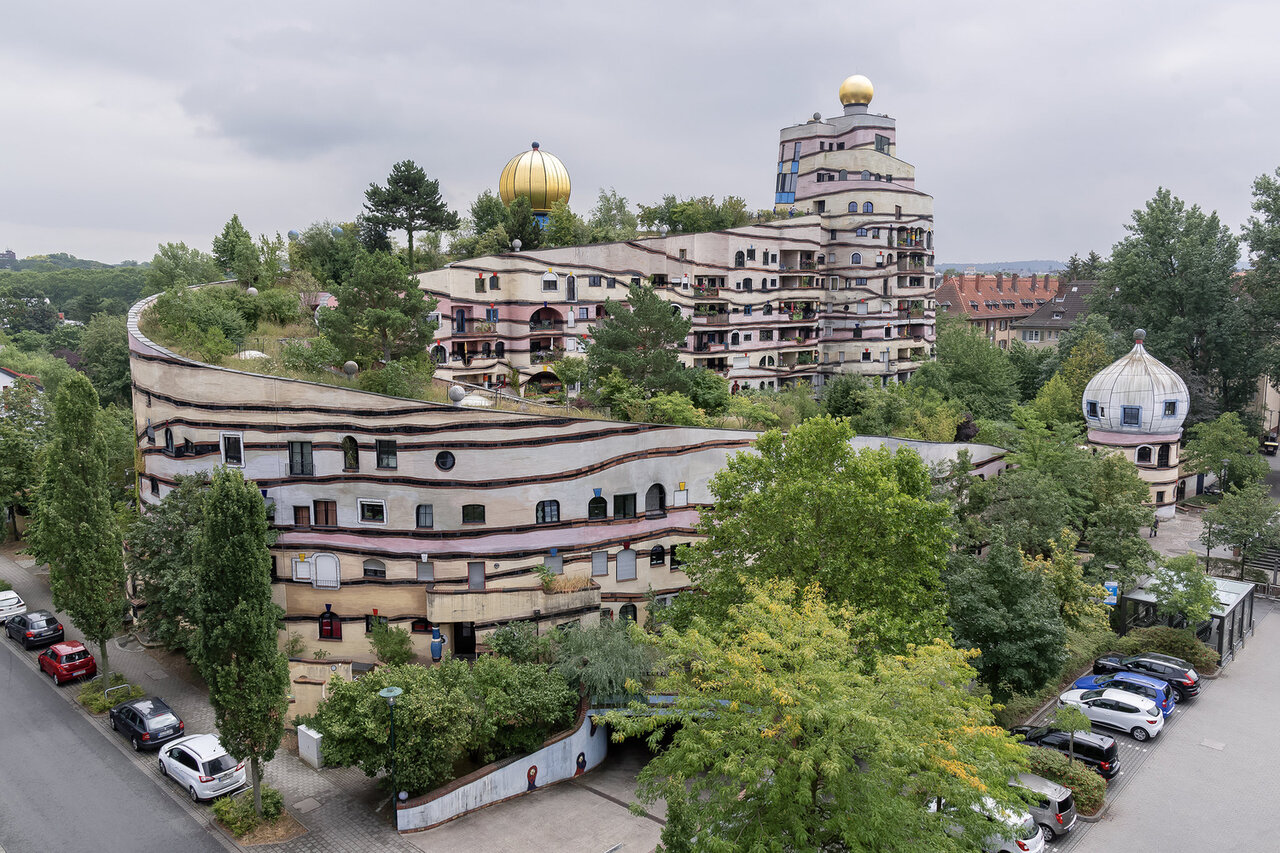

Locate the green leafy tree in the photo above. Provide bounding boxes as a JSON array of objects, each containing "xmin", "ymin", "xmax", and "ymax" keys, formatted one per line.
[
  {"xmin": 1006, "ymin": 339, "xmax": 1054, "ymax": 401},
  {"xmin": 472, "ymin": 224, "xmax": 512, "ymax": 258},
  {"xmin": 128, "ymin": 474, "xmax": 206, "ymax": 653},
  {"xmin": 586, "ymin": 283, "xmax": 690, "ymax": 394},
  {"xmin": 912, "ymin": 320, "xmax": 1018, "ymax": 419},
  {"xmin": 505, "ymin": 196, "xmax": 542, "ymax": 251},
  {"xmin": 96, "ymin": 404, "xmax": 138, "ymax": 510},
  {"xmin": 146, "ymin": 242, "xmax": 222, "ymax": 291},
  {"xmin": 363, "ymin": 160, "xmax": 460, "ymax": 272},
  {"xmin": 0, "ymin": 377, "xmax": 46, "ymax": 538},
  {"xmin": 1149, "ymin": 554, "xmax": 1218, "ymax": 626},
  {"xmin": 1021, "ymin": 530, "xmax": 1110, "ymax": 633},
  {"xmin": 79, "ymin": 313, "xmax": 132, "ymax": 407},
  {"xmin": 978, "ymin": 467, "xmax": 1080, "ymax": 556},
  {"xmin": 1201, "ymin": 482, "xmax": 1280, "ymax": 577},
  {"xmin": 486, "ymin": 620, "xmax": 551, "ymax": 664},
  {"xmin": 193, "ymin": 468, "xmax": 289, "ymax": 816},
  {"xmin": 27, "ymin": 373, "xmax": 127, "ymax": 684},
  {"xmin": 679, "ymin": 367, "xmax": 730, "ymax": 414},
  {"xmin": 1029, "ymin": 374, "xmax": 1082, "ymax": 426},
  {"xmin": 670, "ymin": 416, "xmax": 951, "ymax": 658},
  {"xmin": 468, "ymin": 655, "xmax": 578, "ymax": 761},
  {"xmin": 287, "ymin": 222, "xmax": 362, "ymax": 287},
  {"xmin": 551, "ymin": 618, "xmax": 651, "ymax": 700},
  {"xmin": 609, "ymin": 580, "xmax": 1029, "ymax": 853},
  {"xmin": 1082, "ymin": 453, "xmax": 1156, "ymax": 585},
  {"xmin": 1241, "ymin": 168, "xmax": 1280, "ymax": 402},
  {"xmin": 945, "ymin": 545, "xmax": 1069, "ymax": 699},
  {"xmin": 542, "ymin": 201, "xmax": 589, "ymax": 247},
  {"xmin": 470, "ymin": 189, "xmax": 511, "ymax": 236},
  {"xmin": 1092, "ymin": 187, "xmax": 1262, "ymax": 415},
  {"xmin": 319, "ymin": 250, "xmax": 438, "ymax": 366},
  {"xmin": 1057, "ymin": 328, "xmax": 1115, "ymax": 403},
  {"xmin": 1050, "ymin": 704, "xmax": 1094, "ymax": 762},
  {"xmin": 637, "ymin": 194, "xmax": 751, "ymax": 234},
  {"xmin": 368, "ymin": 619, "xmax": 415, "ymax": 666},
  {"xmin": 587, "ymin": 188, "xmax": 638, "ymax": 243},
  {"xmin": 212, "ymin": 214, "xmax": 254, "ymax": 272},
  {"xmin": 1183, "ymin": 412, "xmax": 1269, "ymax": 489},
  {"xmin": 550, "ymin": 354, "xmax": 589, "ymax": 393},
  {"xmin": 640, "ymin": 392, "xmax": 710, "ymax": 426}
]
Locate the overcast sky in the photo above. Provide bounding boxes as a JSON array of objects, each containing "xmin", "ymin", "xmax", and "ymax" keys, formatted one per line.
[{"xmin": 5, "ymin": 1, "xmax": 1279, "ymax": 266}]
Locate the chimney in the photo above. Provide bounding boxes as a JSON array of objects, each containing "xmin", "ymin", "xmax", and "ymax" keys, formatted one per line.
[
  {"xmin": 995, "ymin": 273, "xmax": 1003, "ymax": 293},
  {"xmin": 1011, "ymin": 274, "xmax": 1020, "ymax": 292}
]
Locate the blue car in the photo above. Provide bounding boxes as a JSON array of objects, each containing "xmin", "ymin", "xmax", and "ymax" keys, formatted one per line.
[{"xmin": 1071, "ymin": 671, "xmax": 1176, "ymax": 717}]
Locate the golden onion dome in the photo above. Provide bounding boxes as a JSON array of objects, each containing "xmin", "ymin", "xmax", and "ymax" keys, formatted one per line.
[
  {"xmin": 498, "ymin": 142, "xmax": 571, "ymax": 212},
  {"xmin": 838, "ymin": 74, "xmax": 874, "ymax": 106}
]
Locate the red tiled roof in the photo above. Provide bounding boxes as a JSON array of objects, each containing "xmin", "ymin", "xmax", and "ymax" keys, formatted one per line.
[{"xmin": 936, "ymin": 273, "xmax": 1060, "ymax": 321}]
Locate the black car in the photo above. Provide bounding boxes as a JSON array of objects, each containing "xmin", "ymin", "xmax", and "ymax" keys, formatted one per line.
[
  {"xmin": 109, "ymin": 697, "xmax": 185, "ymax": 751},
  {"xmin": 1011, "ymin": 725, "xmax": 1121, "ymax": 779},
  {"xmin": 1093, "ymin": 652, "xmax": 1202, "ymax": 701},
  {"xmin": 5, "ymin": 610, "xmax": 64, "ymax": 649}
]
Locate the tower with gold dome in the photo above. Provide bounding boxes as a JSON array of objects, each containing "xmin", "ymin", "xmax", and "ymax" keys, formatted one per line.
[{"xmin": 499, "ymin": 141, "xmax": 571, "ymax": 226}]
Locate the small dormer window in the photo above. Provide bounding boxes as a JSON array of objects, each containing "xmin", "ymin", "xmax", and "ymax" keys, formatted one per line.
[
  {"xmin": 1086, "ymin": 401, "xmax": 1099, "ymax": 419},
  {"xmin": 1163, "ymin": 400, "xmax": 1178, "ymax": 417},
  {"xmin": 1122, "ymin": 406, "xmax": 1140, "ymax": 426}
]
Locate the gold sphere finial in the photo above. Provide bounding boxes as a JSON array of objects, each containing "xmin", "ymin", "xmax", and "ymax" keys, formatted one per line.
[
  {"xmin": 839, "ymin": 74, "xmax": 874, "ymax": 106},
  {"xmin": 498, "ymin": 143, "xmax": 571, "ymax": 213}
]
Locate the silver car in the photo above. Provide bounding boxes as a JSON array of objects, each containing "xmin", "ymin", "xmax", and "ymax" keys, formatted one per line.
[
  {"xmin": 1011, "ymin": 772, "xmax": 1077, "ymax": 841},
  {"xmin": 158, "ymin": 734, "xmax": 246, "ymax": 802},
  {"xmin": 0, "ymin": 589, "xmax": 26, "ymax": 624}
]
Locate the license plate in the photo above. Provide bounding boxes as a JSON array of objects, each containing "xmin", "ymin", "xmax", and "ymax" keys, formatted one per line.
[{"xmin": 218, "ymin": 771, "xmax": 233, "ymax": 782}]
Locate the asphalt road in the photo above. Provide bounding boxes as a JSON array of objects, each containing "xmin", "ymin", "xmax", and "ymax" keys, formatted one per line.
[{"xmin": 0, "ymin": 636, "xmax": 225, "ymax": 853}]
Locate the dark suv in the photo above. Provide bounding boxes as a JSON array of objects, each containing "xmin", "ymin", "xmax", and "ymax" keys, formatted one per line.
[
  {"xmin": 1011, "ymin": 725, "xmax": 1120, "ymax": 779},
  {"xmin": 109, "ymin": 696, "xmax": 185, "ymax": 751},
  {"xmin": 1093, "ymin": 652, "xmax": 1202, "ymax": 701},
  {"xmin": 5, "ymin": 610, "xmax": 65, "ymax": 649}
]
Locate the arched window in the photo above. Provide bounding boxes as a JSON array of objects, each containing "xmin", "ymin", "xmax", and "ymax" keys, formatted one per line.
[
  {"xmin": 863, "ymin": 202, "xmax": 874, "ymax": 213},
  {"xmin": 734, "ymin": 251, "xmax": 745, "ymax": 268},
  {"xmin": 318, "ymin": 611, "xmax": 341, "ymax": 640},
  {"xmin": 763, "ymin": 303, "xmax": 773, "ymax": 315},
  {"xmin": 164, "ymin": 428, "xmax": 174, "ymax": 453},
  {"xmin": 536, "ymin": 500, "xmax": 560, "ymax": 524},
  {"xmin": 742, "ymin": 277, "xmax": 752, "ymax": 291},
  {"xmin": 342, "ymin": 436, "xmax": 359, "ymax": 471},
  {"xmin": 760, "ymin": 355, "xmax": 769, "ymax": 366},
  {"xmin": 851, "ymin": 252, "xmax": 862, "ymax": 265},
  {"xmin": 856, "ymin": 228, "xmax": 868, "ymax": 237},
  {"xmin": 848, "ymin": 202, "xmax": 858, "ymax": 213},
  {"xmin": 731, "ymin": 331, "xmax": 740, "ymax": 345},
  {"xmin": 645, "ymin": 484, "xmax": 666, "ymax": 516},
  {"xmin": 1136, "ymin": 445, "xmax": 1153, "ymax": 465},
  {"xmin": 861, "ymin": 170, "xmax": 871, "ymax": 181},
  {"xmin": 618, "ymin": 604, "xmax": 638, "ymax": 623},
  {"xmin": 588, "ymin": 496, "xmax": 608, "ymax": 520},
  {"xmin": 1157, "ymin": 444, "xmax": 1171, "ymax": 468},
  {"xmin": 362, "ymin": 559, "xmax": 386, "ymax": 579},
  {"xmin": 650, "ymin": 545, "xmax": 666, "ymax": 566},
  {"xmin": 489, "ymin": 274, "xmax": 500, "ymax": 290},
  {"xmin": 838, "ymin": 170, "xmax": 847, "ymax": 181},
  {"xmin": 495, "ymin": 341, "xmax": 505, "ymax": 358},
  {"xmin": 432, "ymin": 345, "xmax": 447, "ymax": 363}
]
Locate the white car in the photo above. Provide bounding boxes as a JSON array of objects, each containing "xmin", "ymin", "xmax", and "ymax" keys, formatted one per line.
[
  {"xmin": 0, "ymin": 589, "xmax": 26, "ymax": 624},
  {"xmin": 1058, "ymin": 687, "xmax": 1164, "ymax": 741},
  {"xmin": 929, "ymin": 796, "xmax": 1045, "ymax": 853},
  {"xmin": 158, "ymin": 734, "xmax": 246, "ymax": 802}
]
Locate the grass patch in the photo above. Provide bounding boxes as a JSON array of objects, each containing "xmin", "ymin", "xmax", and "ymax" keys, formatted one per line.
[
  {"xmin": 0, "ymin": 578, "xmax": 10, "ymax": 591},
  {"xmin": 77, "ymin": 673, "xmax": 145, "ymax": 714},
  {"xmin": 212, "ymin": 786, "xmax": 284, "ymax": 837},
  {"xmin": 1180, "ymin": 493, "xmax": 1222, "ymax": 508}
]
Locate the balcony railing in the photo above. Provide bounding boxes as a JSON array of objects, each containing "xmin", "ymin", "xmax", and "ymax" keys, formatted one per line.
[
  {"xmin": 692, "ymin": 285, "xmax": 719, "ymax": 297},
  {"xmin": 693, "ymin": 313, "xmax": 730, "ymax": 325},
  {"xmin": 528, "ymin": 320, "xmax": 564, "ymax": 331},
  {"xmin": 529, "ymin": 349, "xmax": 564, "ymax": 364}
]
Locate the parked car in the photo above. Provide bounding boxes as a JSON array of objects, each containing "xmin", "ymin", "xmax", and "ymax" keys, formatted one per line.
[
  {"xmin": 1059, "ymin": 688, "xmax": 1164, "ymax": 741},
  {"xmin": 928, "ymin": 796, "xmax": 1045, "ymax": 853},
  {"xmin": 1093, "ymin": 652, "xmax": 1202, "ymax": 701},
  {"xmin": 109, "ymin": 696, "xmax": 185, "ymax": 751},
  {"xmin": 5, "ymin": 609, "xmax": 64, "ymax": 649},
  {"xmin": 158, "ymin": 734, "xmax": 246, "ymax": 802},
  {"xmin": 0, "ymin": 589, "xmax": 26, "ymax": 624},
  {"xmin": 1010, "ymin": 773, "xmax": 1077, "ymax": 842},
  {"xmin": 1072, "ymin": 671, "xmax": 1175, "ymax": 716},
  {"xmin": 1010, "ymin": 725, "xmax": 1120, "ymax": 779},
  {"xmin": 38, "ymin": 641, "xmax": 97, "ymax": 684}
]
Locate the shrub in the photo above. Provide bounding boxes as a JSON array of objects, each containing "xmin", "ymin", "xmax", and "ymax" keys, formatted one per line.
[
  {"xmin": 1116, "ymin": 626, "xmax": 1219, "ymax": 673},
  {"xmin": 367, "ymin": 619, "xmax": 414, "ymax": 666},
  {"xmin": 281, "ymin": 338, "xmax": 341, "ymax": 375},
  {"xmin": 1026, "ymin": 747, "xmax": 1106, "ymax": 815},
  {"xmin": 212, "ymin": 786, "xmax": 284, "ymax": 836},
  {"xmin": 77, "ymin": 673, "xmax": 145, "ymax": 714},
  {"xmin": 992, "ymin": 627, "xmax": 1120, "ymax": 728},
  {"xmin": 487, "ymin": 621, "xmax": 551, "ymax": 664},
  {"xmin": 0, "ymin": 579, "xmax": 11, "ymax": 591},
  {"xmin": 283, "ymin": 631, "xmax": 306, "ymax": 658},
  {"xmin": 552, "ymin": 618, "xmax": 652, "ymax": 701}
]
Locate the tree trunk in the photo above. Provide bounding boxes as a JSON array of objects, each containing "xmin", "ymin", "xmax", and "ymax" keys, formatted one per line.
[
  {"xmin": 98, "ymin": 637, "xmax": 111, "ymax": 693},
  {"xmin": 251, "ymin": 755, "xmax": 263, "ymax": 816},
  {"xmin": 407, "ymin": 231, "xmax": 415, "ymax": 275}
]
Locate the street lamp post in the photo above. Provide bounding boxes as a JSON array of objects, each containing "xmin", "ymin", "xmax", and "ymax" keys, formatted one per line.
[{"xmin": 378, "ymin": 686, "xmax": 403, "ymax": 823}]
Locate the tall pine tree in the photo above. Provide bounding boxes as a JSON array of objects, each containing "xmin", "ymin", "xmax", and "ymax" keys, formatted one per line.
[
  {"xmin": 363, "ymin": 160, "xmax": 460, "ymax": 273},
  {"xmin": 27, "ymin": 372, "xmax": 127, "ymax": 684},
  {"xmin": 193, "ymin": 468, "xmax": 290, "ymax": 816}
]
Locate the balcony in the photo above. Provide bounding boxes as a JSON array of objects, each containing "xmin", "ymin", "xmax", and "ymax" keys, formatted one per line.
[
  {"xmin": 693, "ymin": 313, "xmax": 730, "ymax": 325},
  {"xmin": 528, "ymin": 320, "xmax": 564, "ymax": 331},
  {"xmin": 692, "ymin": 284, "xmax": 719, "ymax": 297},
  {"xmin": 529, "ymin": 349, "xmax": 564, "ymax": 365},
  {"xmin": 453, "ymin": 318, "xmax": 498, "ymax": 337},
  {"xmin": 426, "ymin": 581, "xmax": 600, "ymax": 625}
]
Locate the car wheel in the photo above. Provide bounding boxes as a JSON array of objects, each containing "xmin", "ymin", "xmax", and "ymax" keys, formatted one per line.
[
  {"xmin": 159, "ymin": 758, "xmax": 168, "ymax": 777},
  {"xmin": 1040, "ymin": 823, "xmax": 1057, "ymax": 841},
  {"xmin": 1131, "ymin": 726, "xmax": 1149, "ymax": 742},
  {"xmin": 110, "ymin": 716, "xmax": 118, "ymax": 731},
  {"xmin": 188, "ymin": 786, "xmax": 200, "ymax": 803},
  {"xmin": 131, "ymin": 736, "xmax": 141, "ymax": 751}
]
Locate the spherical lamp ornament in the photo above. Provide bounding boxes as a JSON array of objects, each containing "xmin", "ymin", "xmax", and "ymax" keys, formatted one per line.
[
  {"xmin": 812, "ymin": 111, "xmax": 822, "ymax": 121},
  {"xmin": 331, "ymin": 226, "xmax": 344, "ymax": 237},
  {"xmin": 287, "ymin": 229, "xmax": 301, "ymax": 241},
  {"xmin": 512, "ymin": 238, "xmax": 522, "ymax": 252},
  {"xmin": 342, "ymin": 360, "xmax": 358, "ymax": 377},
  {"xmin": 447, "ymin": 385, "xmax": 467, "ymax": 404},
  {"xmin": 246, "ymin": 286, "xmax": 259, "ymax": 297},
  {"xmin": 838, "ymin": 74, "xmax": 874, "ymax": 106}
]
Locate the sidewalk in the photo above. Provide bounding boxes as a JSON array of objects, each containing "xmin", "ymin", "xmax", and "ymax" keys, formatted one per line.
[{"xmin": 0, "ymin": 543, "xmax": 416, "ymax": 853}]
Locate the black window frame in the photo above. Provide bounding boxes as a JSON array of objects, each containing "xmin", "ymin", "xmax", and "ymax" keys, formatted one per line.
[
  {"xmin": 288, "ymin": 441, "xmax": 314, "ymax": 476},
  {"xmin": 318, "ymin": 612, "xmax": 342, "ymax": 640},
  {"xmin": 613, "ymin": 493, "xmax": 637, "ymax": 519},
  {"xmin": 416, "ymin": 504, "xmax": 434, "ymax": 529},
  {"xmin": 435, "ymin": 450, "xmax": 456, "ymax": 470},
  {"xmin": 587, "ymin": 496, "xmax": 608, "ymax": 520},
  {"xmin": 535, "ymin": 499, "xmax": 560, "ymax": 524},
  {"xmin": 362, "ymin": 559, "xmax": 387, "ymax": 579},
  {"xmin": 341, "ymin": 436, "xmax": 360, "ymax": 471},
  {"xmin": 462, "ymin": 504, "xmax": 485, "ymax": 524},
  {"xmin": 364, "ymin": 614, "xmax": 389, "ymax": 634},
  {"xmin": 376, "ymin": 439, "xmax": 397, "ymax": 470}
]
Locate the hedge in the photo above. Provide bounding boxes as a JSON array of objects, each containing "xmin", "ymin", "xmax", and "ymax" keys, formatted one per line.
[
  {"xmin": 1115, "ymin": 626, "xmax": 1219, "ymax": 674},
  {"xmin": 1026, "ymin": 747, "xmax": 1106, "ymax": 815},
  {"xmin": 212, "ymin": 786, "xmax": 284, "ymax": 837}
]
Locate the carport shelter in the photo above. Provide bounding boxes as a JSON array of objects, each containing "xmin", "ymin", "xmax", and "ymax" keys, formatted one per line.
[{"xmin": 1117, "ymin": 576, "xmax": 1256, "ymax": 665}]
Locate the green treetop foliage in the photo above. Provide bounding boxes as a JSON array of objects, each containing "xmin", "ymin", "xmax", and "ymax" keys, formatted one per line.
[
  {"xmin": 449, "ymin": 190, "xmax": 512, "ymax": 258},
  {"xmin": 1058, "ymin": 328, "xmax": 1115, "ymax": 403},
  {"xmin": 27, "ymin": 372, "xmax": 127, "ymax": 684},
  {"xmin": 586, "ymin": 282, "xmax": 690, "ymax": 394},
  {"xmin": 0, "ymin": 282, "xmax": 58, "ymax": 333},
  {"xmin": 96, "ymin": 404, "xmax": 138, "ymax": 512},
  {"xmin": 0, "ymin": 338, "xmax": 75, "ymax": 398},
  {"xmin": 945, "ymin": 544, "xmax": 1069, "ymax": 699},
  {"xmin": 79, "ymin": 313, "xmax": 132, "ymax": 407},
  {"xmin": 287, "ymin": 222, "xmax": 362, "ymax": 288},
  {"xmin": 363, "ymin": 160, "xmax": 460, "ymax": 273},
  {"xmin": 549, "ymin": 354, "xmax": 588, "ymax": 392},
  {"xmin": 1183, "ymin": 411, "xmax": 1269, "ymax": 489},
  {"xmin": 669, "ymin": 416, "xmax": 951, "ymax": 659},
  {"xmin": 825, "ymin": 375, "xmax": 968, "ymax": 441},
  {"xmin": 608, "ymin": 580, "xmax": 1029, "ymax": 853},
  {"xmin": 912, "ymin": 319, "xmax": 1018, "ymax": 420},
  {"xmin": 212, "ymin": 214, "xmax": 253, "ymax": 272},
  {"xmin": 1005, "ymin": 339, "xmax": 1055, "ymax": 402},
  {"xmin": 1242, "ymin": 169, "xmax": 1280, "ymax": 391},
  {"xmin": 471, "ymin": 189, "xmax": 511, "ymax": 236},
  {"xmin": 551, "ymin": 618, "xmax": 652, "ymax": 700},
  {"xmin": 472, "ymin": 224, "xmax": 512, "ymax": 258},
  {"xmin": 1062, "ymin": 251, "xmax": 1107, "ymax": 283},
  {"xmin": 193, "ymin": 467, "xmax": 289, "ymax": 817},
  {"xmin": 505, "ymin": 196, "xmax": 542, "ymax": 251},
  {"xmin": 1091, "ymin": 187, "xmax": 1264, "ymax": 415},
  {"xmin": 1149, "ymin": 554, "xmax": 1219, "ymax": 626},
  {"xmin": 1082, "ymin": 453, "xmax": 1156, "ymax": 585},
  {"xmin": 637, "ymin": 194, "xmax": 750, "ymax": 234},
  {"xmin": 367, "ymin": 619, "xmax": 415, "ymax": 666},
  {"xmin": 1022, "ymin": 530, "xmax": 1110, "ymax": 634},
  {"xmin": 0, "ymin": 266, "xmax": 151, "ymax": 321},
  {"xmin": 145, "ymin": 242, "xmax": 222, "ymax": 292},
  {"xmin": 587, "ymin": 188, "xmax": 639, "ymax": 243},
  {"xmin": 0, "ymin": 377, "xmax": 46, "ymax": 536},
  {"xmin": 541, "ymin": 201, "xmax": 590, "ymax": 247},
  {"xmin": 1201, "ymin": 482, "xmax": 1280, "ymax": 576},
  {"xmin": 318, "ymin": 249, "xmax": 439, "ymax": 366},
  {"xmin": 127, "ymin": 474, "xmax": 208, "ymax": 653},
  {"xmin": 1029, "ymin": 374, "xmax": 1083, "ymax": 427}
]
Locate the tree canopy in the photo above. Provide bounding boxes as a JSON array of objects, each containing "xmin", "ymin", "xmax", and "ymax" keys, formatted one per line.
[
  {"xmin": 363, "ymin": 160, "xmax": 460, "ymax": 272},
  {"xmin": 585, "ymin": 282, "xmax": 690, "ymax": 394},
  {"xmin": 318, "ymin": 249, "xmax": 438, "ymax": 366},
  {"xmin": 1183, "ymin": 412, "xmax": 1269, "ymax": 489}
]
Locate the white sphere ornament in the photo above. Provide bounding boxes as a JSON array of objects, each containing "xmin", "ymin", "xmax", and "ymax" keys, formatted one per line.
[
  {"xmin": 342, "ymin": 360, "xmax": 358, "ymax": 377},
  {"xmin": 246, "ymin": 286, "xmax": 259, "ymax": 296},
  {"xmin": 448, "ymin": 385, "xmax": 467, "ymax": 403}
]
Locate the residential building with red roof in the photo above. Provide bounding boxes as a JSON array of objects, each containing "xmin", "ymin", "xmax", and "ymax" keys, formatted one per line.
[{"xmin": 935, "ymin": 272, "xmax": 1059, "ymax": 350}]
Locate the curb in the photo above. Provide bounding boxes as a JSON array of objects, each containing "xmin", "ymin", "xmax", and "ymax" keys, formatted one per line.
[{"xmin": 1076, "ymin": 801, "xmax": 1111, "ymax": 823}]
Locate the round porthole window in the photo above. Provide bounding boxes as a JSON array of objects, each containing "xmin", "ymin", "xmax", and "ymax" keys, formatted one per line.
[{"xmin": 435, "ymin": 451, "xmax": 455, "ymax": 471}]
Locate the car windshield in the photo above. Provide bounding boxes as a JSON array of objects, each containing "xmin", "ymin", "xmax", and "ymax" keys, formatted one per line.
[
  {"xmin": 29, "ymin": 617, "xmax": 54, "ymax": 629},
  {"xmin": 148, "ymin": 713, "xmax": 179, "ymax": 729},
  {"xmin": 205, "ymin": 754, "xmax": 238, "ymax": 775},
  {"xmin": 63, "ymin": 651, "xmax": 89, "ymax": 663},
  {"xmin": 1016, "ymin": 815, "xmax": 1038, "ymax": 840}
]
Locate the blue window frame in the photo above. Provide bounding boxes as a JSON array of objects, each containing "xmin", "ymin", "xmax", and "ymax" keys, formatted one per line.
[
  {"xmin": 1086, "ymin": 400, "xmax": 1099, "ymax": 419},
  {"xmin": 1163, "ymin": 400, "xmax": 1178, "ymax": 417},
  {"xmin": 1122, "ymin": 406, "xmax": 1140, "ymax": 426}
]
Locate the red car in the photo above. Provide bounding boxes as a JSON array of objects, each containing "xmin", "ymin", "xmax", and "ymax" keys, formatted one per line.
[{"xmin": 38, "ymin": 641, "xmax": 98, "ymax": 685}]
